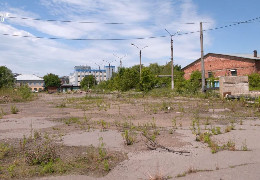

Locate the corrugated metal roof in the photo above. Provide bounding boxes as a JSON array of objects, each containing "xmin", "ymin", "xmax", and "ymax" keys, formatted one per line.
[
  {"xmin": 16, "ymin": 74, "xmax": 43, "ymax": 81},
  {"xmin": 223, "ymin": 53, "xmax": 260, "ymax": 60}
]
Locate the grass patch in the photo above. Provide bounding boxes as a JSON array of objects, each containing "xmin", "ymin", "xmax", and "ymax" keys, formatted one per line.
[
  {"xmin": 0, "ymin": 134, "xmax": 127, "ymax": 180},
  {"xmin": 10, "ymin": 105, "xmax": 19, "ymax": 114}
]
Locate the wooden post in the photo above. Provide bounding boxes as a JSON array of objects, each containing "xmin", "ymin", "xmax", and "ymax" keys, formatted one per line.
[{"xmin": 200, "ymin": 22, "xmax": 206, "ymax": 92}]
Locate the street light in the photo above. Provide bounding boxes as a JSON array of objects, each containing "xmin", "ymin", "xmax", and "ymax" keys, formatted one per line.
[
  {"xmin": 131, "ymin": 43, "xmax": 148, "ymax": 80},
  {"xmin": 113, "ymin": 53, "xmax": 127, "ymax": 69},
  {"xmin": 165, "ymin": 29, "xmax": 180, "ymax": 90}
]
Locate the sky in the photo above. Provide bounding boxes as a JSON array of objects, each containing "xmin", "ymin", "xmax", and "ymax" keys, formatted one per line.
[{"xmin": 0, "ymin": 0, "xmax": 260, "ymax": 77}]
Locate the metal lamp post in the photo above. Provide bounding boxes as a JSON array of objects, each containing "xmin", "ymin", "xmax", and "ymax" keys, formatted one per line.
[{"xmin": 131, "ymin": 44, "xmax": 148, "ymax": 80}]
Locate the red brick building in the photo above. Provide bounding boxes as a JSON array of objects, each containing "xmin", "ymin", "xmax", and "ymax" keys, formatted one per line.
[{"xmin": 182, "ymin": 51, "xmax": 260, "ymax": 80}]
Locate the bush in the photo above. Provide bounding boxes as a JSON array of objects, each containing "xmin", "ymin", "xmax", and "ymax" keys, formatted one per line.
[
  {"xmin": 25, "ymin": 141, "xmax": 59, "ymax": 165},
  {"xmin": 11, "ymin": 105, "xmax": 19, "ymax": 114},
  {"xmin": 138, "ymin": 67, "xmax": 158, "ymax": 92},
  {"xmin": 17, "ymin": 85, "xmax": 32, "ymax": 100},
  {"xmin": 0, "ymin": 86, "xmax": 33, "ymax": 103},
  {"xmin": 248, "ymin": 73, "xmax": 260, "ymax": 91}
]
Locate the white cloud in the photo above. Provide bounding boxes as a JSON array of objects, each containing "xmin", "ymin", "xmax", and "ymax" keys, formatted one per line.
[{"xmin": 0, "ymin": 0, "xmax": 215, "ymax": 76}]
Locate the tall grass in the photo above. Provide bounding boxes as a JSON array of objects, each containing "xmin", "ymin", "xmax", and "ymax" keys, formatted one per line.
[{"xmin": 0, "ymin": 86, "xmax": 33, "ymax": 103}]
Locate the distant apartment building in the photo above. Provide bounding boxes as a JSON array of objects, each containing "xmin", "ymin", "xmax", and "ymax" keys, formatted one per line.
[
  {"xmin": 16, "ymin": 74, "xmax": 44, "ymax": 92},
  {"xmin": 69, "ymin": 65, "xmax": 116, "ymax": 86}
]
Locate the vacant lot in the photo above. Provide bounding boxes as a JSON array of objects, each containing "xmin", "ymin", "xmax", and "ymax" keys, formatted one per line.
[{"xmin": 0, "ymin": 91, "xmax": 260, "ymax": 180}]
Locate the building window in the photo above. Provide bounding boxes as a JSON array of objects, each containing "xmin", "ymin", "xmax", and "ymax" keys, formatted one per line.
[
  {"xmin": 230, "ymin": 69, "xmax": 237, "ymax": 76},
  {"xmin": 208, "ymin": 71, "xmax": 213, "ymax": 78}
]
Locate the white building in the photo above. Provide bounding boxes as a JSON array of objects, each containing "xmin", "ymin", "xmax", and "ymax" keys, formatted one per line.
[
  {"xmin": 69, "ymin": 65, "xmax": 116, "ymax": 86},
  {"xmin": 16, "ymin": 74, "xmax": 44, "ymax": 92}
]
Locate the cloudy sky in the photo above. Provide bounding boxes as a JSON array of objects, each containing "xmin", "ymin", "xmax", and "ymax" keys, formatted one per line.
[{"xmin": 0, "ymin": 0, "xmax": 260, "ymax": 76}]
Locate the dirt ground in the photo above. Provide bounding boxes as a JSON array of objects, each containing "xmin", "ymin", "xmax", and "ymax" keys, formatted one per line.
[{"xmin": 0, "ymin": 92, "xmax": 260, "ymax": 180}]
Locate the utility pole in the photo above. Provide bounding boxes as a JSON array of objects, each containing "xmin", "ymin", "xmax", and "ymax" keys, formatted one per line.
[
  {"xmin": 139, "ymin": 50, "xmax": 142, "ymax": 80},
  {"xmin": 165, "ymin": 29, "xmax": 180, "ymax": 90},
  {"xmin": 131, "ymin": 44, "xmax": 148, "ymax": 81},
  {"xmin": 200, "ymin": 22, "xmax": 206, "ymax": 92}
]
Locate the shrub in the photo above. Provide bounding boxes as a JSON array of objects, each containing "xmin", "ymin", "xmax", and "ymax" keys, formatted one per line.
[
  {"xmin": 25, "ymin": 141, "xmax": 59, "ymax": 165},
  {"xmin": 11, "ymin": 105, "xmax": 19, "ymax": 114},
  {"xmin": 0, "ymin": 143, "xmax": 11, "ymax": 160},
  {"xmin": 17, "ymin": 85, "xmax": 32, "ymax": 100},
  {"xmin": 248, "ymin": 73, "xmax": 260, "ymax": 91}
]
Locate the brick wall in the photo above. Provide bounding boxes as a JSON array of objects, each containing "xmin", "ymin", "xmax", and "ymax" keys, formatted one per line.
[
  {"xmin": 183, "ymin": 54, "xmax": 257, "ymax": 79},
  {"xmin": 256, "ymin": 60, "xmax": 260, "ymax": 74}
]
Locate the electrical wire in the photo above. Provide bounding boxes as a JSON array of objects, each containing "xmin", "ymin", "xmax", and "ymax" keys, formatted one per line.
[
  {"xmin": 5, "ymin": 16, "xmax": 124, "ymax": 24},
  {"xmin": 0, "ymin": 16, "xmax": 259, "ymax": 41}
]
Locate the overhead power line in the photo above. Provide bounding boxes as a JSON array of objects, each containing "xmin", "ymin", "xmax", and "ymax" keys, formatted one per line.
[
  {"xmin": 0, "ymin": 16, "xmax": 259, "ymax": 41},
  {"xmin": 5, "ymin": 16, "xmax": 124, "ymax": 25}
]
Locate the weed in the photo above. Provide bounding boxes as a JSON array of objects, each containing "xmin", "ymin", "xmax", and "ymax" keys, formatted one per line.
[
  {"xmin": 98, "ymin": 137, "xmax": 107, "ymax": 160},
  {"xmin": 0, "ymin": 108, "xmax": 6, "ymax": 119},
  {"xmin": 41, "ymin": 161, "xmax": 55, "ymax": 174},
  {"xmin": 19, "ymin": 135, "xmax": 28, "ymax": 151},
  {"xmin": 205, "ymin": 117, "xmax": 210, "ymax": 125},
  {"xmin": 103, "ymin": 159, "xmax": 110, "ymax": 171},
  {"xmin": 0, "ymin": 143, "xmax": 11, "ymax": 160},
  {"xmin": 122, "ymin": 130, "xmax": 136, "ymax": 145},
  {"xmin": 241, "ymin": 140, "xmax": 248, "ymax": 151},
  {"xmin": 7, "ymin": 164, "xmax": 16, "ymax": 178},
  {"xmin": 225, "ymin": 140, "xmax": 236, "ymax": 151},
  {"xmin": 64, "ymin": 117, "xmax": 80, "ymax": 125},
  {"xmin": 56, "ymin": 102, "xmax": 66, "ymax": 108},
  {"xmin": 11, "ymin": 105, "xmax": 19, "ymax": 114},
  {"xmin": 172, "ymin": 117, "xmax": 177, "ymax": 129},
  {"xmin": 211, "ymin": 127, "xmax": 221, "ymax": 135},
  {"xmin": 98, "ymin": 120, "xmax": 108, "ymax": 131},
  {"xmin": 25, "ymin": 140, "xmax": 59, "ymax": 165},
  {"xmin": 216, "ymin": 127, "xmax": 221, "ymax": 134},
  {"xmin": 33, "ymin": 130, "xmax": 41, "ymax": 139}
]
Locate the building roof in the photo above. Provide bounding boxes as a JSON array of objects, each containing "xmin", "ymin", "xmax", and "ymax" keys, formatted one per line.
[
  {"xmin": 182, "ymin": 53, "xmax": 260, "ymax": 70},
  {"xmin": 16, "ymin": 74, "xmax": 43, "ymax": 81}
]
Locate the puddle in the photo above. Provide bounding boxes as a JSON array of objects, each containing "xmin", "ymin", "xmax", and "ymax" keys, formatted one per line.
[{"xmin": 62, "ymin": 130, "xmax": 124, "ymax": 151}]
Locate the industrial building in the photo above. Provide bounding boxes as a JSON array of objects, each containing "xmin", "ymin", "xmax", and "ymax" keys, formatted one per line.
[{"xmin": 69, "ymin": 65, "xmax": 116, "ymax": 86}]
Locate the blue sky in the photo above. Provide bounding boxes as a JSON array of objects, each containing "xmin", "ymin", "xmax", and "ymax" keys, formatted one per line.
[{"xmin": 0, "ymin": 0, "xmax": 259, "ymax": 76}]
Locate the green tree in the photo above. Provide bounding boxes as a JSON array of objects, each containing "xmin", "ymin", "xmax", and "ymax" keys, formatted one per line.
[
  {"xmin": 148, "ymin": 63, "xmax": 162, "ymax": 75},
  {"xmin": 248, "ymin": 73, "xmax": 260, "ymax": 90},
  {"xmin": 188, "ymin": 70, "xmax": 202, "ymax": 93},
  {"xmin": 43, "ymin": 73, "xmax": 61, "ymax": 88},
  {"xmin": 80, "ymin": 75, "xmax": 96, "ymax": 89},
  {"xmin": 115, "ymin": 68, "xmax": 139, "ymax": 91},
  {"xmin": 139, "ymin": 67, "xmax": 158, "ymax": 92},
  {"xmin": 0, "ymin": 66, "xmax": 15, "ymax": 88}
]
